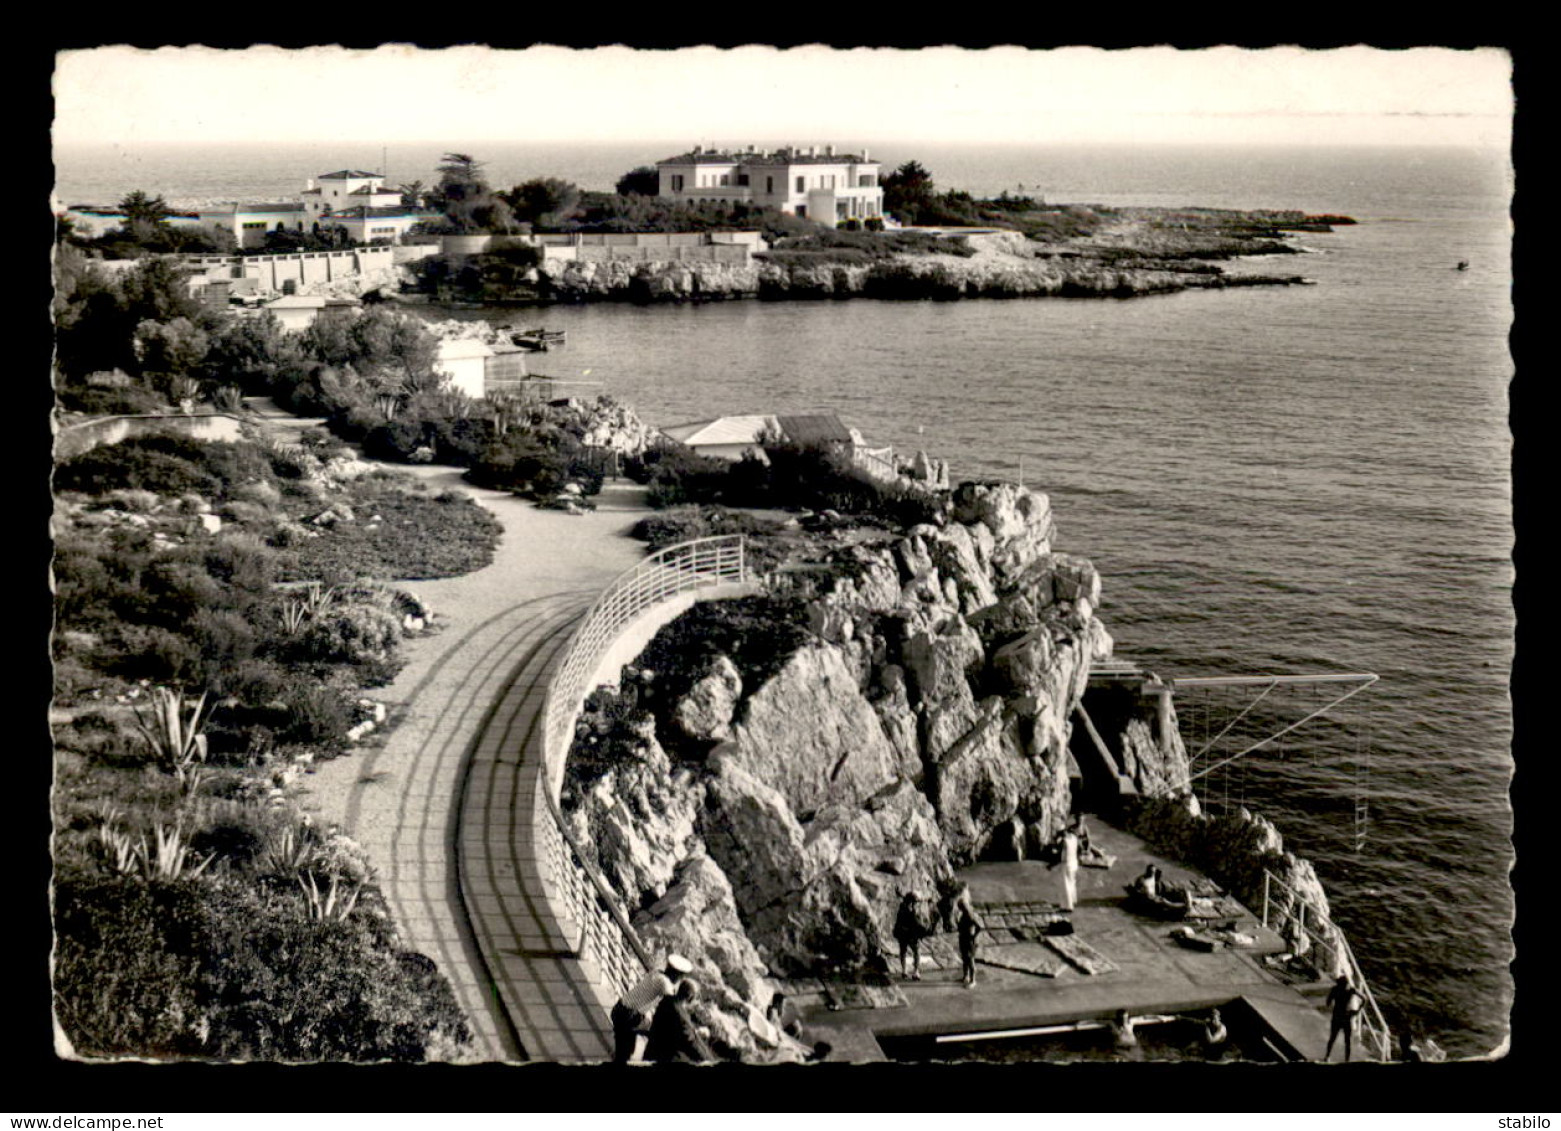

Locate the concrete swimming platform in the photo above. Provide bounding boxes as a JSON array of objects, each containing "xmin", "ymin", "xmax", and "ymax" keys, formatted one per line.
[{"xmin": 799, "ymin": 818, "xmax": 1339, "ymax": 1063}]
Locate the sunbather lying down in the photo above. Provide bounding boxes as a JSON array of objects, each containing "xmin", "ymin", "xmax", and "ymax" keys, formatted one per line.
[{"xmin": 1080, "ymin": 846, "xmax": 1116, "ymax": 869}]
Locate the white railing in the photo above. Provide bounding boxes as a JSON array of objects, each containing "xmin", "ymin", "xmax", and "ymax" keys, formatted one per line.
[
  {"xmin": 541, "ymin": 535, "xmax": 748, "ymax": 788},
  {"xmin": 1261, "ymin": 868, "xmax": 1392, "ymax": 1061},
  {"xmin": 533, "ymin": 535, "xmax": 749, "ymax": 998}
]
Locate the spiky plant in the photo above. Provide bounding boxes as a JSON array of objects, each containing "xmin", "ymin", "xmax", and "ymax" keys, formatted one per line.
[
  {"xmin": 96, "ymin": 823, "xmax": 139, "ymax": 876},
  {"xmin": 134, "ymin": 687, "xmax": 211, "ymax": 791},
  {"xmin": 297, "ymin": 870, "xmax": 362, "ymax": 922},
  {"xmin": 302, "ymin": 583, "xmax": 338, "ymax": 618},
  {"xmin": 140, "ymin": 822, "xmax": 216, "ymax": 880},
  {"xmin": 260, "ymin": 825, "xmax": 318, "ymax": 875},
  {"xmin": 278, "ymin": 598, "xmax": 309, "ymax": 636}
]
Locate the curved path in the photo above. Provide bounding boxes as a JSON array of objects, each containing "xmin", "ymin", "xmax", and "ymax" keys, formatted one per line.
[{"xmin": 279, "ymin": 426, "xmax": 655, "ymax": 1061}]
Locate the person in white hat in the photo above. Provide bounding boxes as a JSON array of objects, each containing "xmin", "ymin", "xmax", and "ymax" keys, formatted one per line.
[{"xmin": 611, "ymin": 953, "xmax": 694, "ymax": 1063}]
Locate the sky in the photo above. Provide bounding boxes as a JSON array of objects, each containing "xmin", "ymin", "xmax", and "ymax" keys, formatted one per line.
[{"xmin": 53, "ymin": 45, "xmax": 1513, "ymax": 150}]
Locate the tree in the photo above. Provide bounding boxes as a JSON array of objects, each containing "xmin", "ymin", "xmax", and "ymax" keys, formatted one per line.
[
  {"xmin": 118, "ymin": 190, "xmax": 172, "ymax": 241},
  {"xmin": 504, "ymin": 178, "xmax": 582, "ymax": 231},
  {"xmin": 882, "ymin": 161, "xmax": 936, "ymax": 224},
  {"xmin": 134, "ymin": 317, "xmax": 211, "ymax": 395},
  {"xmin": 428, "ymin": 153, "xmax": 516, "ymax": 234},
  {"xmin": 398, "ymin": 180, "xmax": 427, "ymax": 209},
  {"xmin": 614, "ymin": 166, "xmax": 661, "ymax": 197}
]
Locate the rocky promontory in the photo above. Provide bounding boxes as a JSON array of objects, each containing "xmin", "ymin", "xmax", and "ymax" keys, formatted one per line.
[
  {"xmin": 557, "ymin": 461, "xmax": 1365, "ymax": 1057},
  {"xmin": 407, "ymin": 206, "xmax": 1341, "ymax": 306},
  {"xmin": 561, "ymin": 480, "xmax": 1149, "ymax": 1053}
]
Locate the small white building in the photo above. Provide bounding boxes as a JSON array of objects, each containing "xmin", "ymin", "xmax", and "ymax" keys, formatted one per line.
[
  {"xmin": 262, "ymin": 295, "xmax": 328, "ymax": 332},
  {"xmin": 301, "ymin": 170, "xmax": 403, "ymax": 221},
  {"xmin": 435, "ymin": 338, "xmax": 495, "ymax": 399},
  {"xmin": 199, "ymin": 202, "xmax": 312, "ymax": 248}
]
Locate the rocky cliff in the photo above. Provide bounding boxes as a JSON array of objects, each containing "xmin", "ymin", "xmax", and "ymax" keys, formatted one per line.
[{"xmin": 562, "ymin": 479, "xmax": 1129, "ymax": 1051}]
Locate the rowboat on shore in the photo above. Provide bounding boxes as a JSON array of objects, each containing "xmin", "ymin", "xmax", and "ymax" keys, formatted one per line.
[{"xmin": 510, "ymin": 328, "xmax": 568, "ymax": 351}]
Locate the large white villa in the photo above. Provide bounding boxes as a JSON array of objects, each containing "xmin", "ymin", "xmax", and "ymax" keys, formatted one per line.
[{"xmin": 654, "ymin": 145, "xmax": 885, "ymax": 226}]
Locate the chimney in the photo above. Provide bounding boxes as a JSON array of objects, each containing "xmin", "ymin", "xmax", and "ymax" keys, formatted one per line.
[
  {"xmin": 825, "ymin": 144, "xmax": 834, "ymax": 157},
  {"xmin": 862, "ymin": 148, "xmax": 870, "ymax": 162}
]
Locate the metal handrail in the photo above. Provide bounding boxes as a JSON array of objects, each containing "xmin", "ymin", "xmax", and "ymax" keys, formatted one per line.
[
  {"xmin": 534, "ymin": 535, "xmax": 748, "ymax": 979},
  {"xmin": 1261, "ymin": 868, "xmax": 1391, "ymax": 1061}
]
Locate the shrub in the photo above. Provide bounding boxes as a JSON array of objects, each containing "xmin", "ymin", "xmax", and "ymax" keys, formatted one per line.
[
  {"xmin": 275, "ymin": 680, "xmax": 359, "ymax": 753},
  {"xmin": 627, "ymin": 444, "xmax": 740, "ymax": 509},
  {"xmin": 102, "ymin": 623, "xmax": 201, "ymax": 683},
  {"xmin": 295, "ymin": 601, "xmax": 403, "ymax": 673},
  {"xmin": 232, "ymin": 479, "xmax": 282, "ymax": 509},
  {"xmin": 56, "ymin": 382, "xmax": 167, "ymax": 416},
  {"xmin": 52, "ymin": 872, "xmax": 470, "ymax": 1060}
]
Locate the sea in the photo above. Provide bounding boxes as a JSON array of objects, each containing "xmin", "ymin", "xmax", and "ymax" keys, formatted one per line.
[{"xmin": 52, "ymin": 139, "xmax": 1517, "ymax": 1059}]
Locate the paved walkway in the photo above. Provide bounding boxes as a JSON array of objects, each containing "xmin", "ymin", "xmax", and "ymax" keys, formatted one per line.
[{"xmin": 265, "ymin": 404, "xmax": 657, "ymax": 1060}]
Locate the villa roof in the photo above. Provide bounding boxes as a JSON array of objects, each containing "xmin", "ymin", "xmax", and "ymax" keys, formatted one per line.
[
  {"xmin": 436, "ymin": 338, "xmax": 495, "ymax": 359},
  {"xmin": 658, "ymin": 149, "xmax": 874, "ymax": 168},
  {"xmin": 661, "ymin": 414, "xmax": 776, "ymax": 447},
  {"xmin": 348, "ymin": 185, "xmax": 398, "ymax": 195},
  {"xmin": 775, "ymin": 413, "xmax": 853, "ymax": 445},
  {"xmin": 317, "ymin": 169, "xmax": 382, "ymax": 181},
  {"xmin": 204, "ymin": 201, "xmax": 307, "ymax": 215},
  {"xmin": 742, "ymin": 153, "xmax": 874, "ymax": 167},
  {"xmin": 661, "ymin": 412, "xmax": 855, "ymax": 448}
]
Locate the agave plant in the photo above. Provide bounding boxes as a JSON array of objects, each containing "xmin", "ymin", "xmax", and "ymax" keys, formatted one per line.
[
  {"xmin": 139, "ymin": 822, "xmax": 216, "ymax": 880},
  {"xmin": 297, "ymin": 869, "xmax": 362, "ymax": 922},
  {"xmin": 134, "ymin": 687, "xmax": 212, "ymax": 791},
  {"xmin": 259, "ymin": 825, "xmax": 318, "ymax": 875},
  {"xmin": 278, "ymin": 597, "xmax": 309, "ymax": 636},
  {"xmin": 301, "ymin": 583, "xmax": 339, "ymax": 618},
  {"xmin": 95, "ymin": 822, "xmax": 139, "ymax": 876}
]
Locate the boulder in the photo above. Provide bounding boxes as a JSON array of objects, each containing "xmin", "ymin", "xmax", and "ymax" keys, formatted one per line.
[
  {"xmin": 631, "ymin": 851, "xmax": 796, "ymax": 1061},
  {"xmin": 723, "ymin": 644, "xmax": 900, "ymax": 816},
  {"xmin": 672, "ymin": 655, "xmax": 743, "ymax": 742},
  {"xmin": 567, "ymin": 739, "xmax": 705, "ymax": 907}
]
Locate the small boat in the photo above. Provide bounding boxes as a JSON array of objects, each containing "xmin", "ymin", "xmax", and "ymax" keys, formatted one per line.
[
  {"xmin": 511, "ymin": 328, "xmax": 568, "ymax": 351},
  {"xmin": 1455, "ymin": 260, "xmax": 1470, "ymax": 271}
]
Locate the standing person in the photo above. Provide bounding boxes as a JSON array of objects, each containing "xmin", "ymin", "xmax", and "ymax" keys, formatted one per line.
[
  {"xmin": 610, "ymin": 953, "xmax": 693, "ymax": 1064},
  {"xmin": 1070, "ymin": 813, "xmax": 1092, "ymax": 856},
  {"xmin": 1052, "ymin": 826, "xmax": 1080, "ymax": 910},
  {"xmin": 894, "ymin": 891, "xmax": 931, "ymax": 980},
  {"xmin": 956, "ymin": 903, "xmax": 983, "ymax": 988},
  {"xmin": 1324, "ymin": 973, "xmax": 1363, "ymax": 1062}
]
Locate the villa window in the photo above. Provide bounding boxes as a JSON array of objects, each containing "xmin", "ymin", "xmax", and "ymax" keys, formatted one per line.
[
  {"xmin": 822, "ymin": 175, "xmax": 835, "ymax": 189},
  {"xmin": 720, "ymin": 174, "xmax": 730, "ymax": 186},
  {"xmin": 766, "ymin": 176, "xmax": 774, "ymax": 194},
  {"xmin": 859, "ymin": 174, "xmax": 876, "ymax": 186},
  {"xmin": 737, "ymin": 173, "xmax": 749, "ymax": 186},
  {"xmin": 671, "ymin": 174, "xmax": 685, "ymax": 192},
  {"xmin": 795, "ymin": 175, "xmax": 805, "ymax": 193}
]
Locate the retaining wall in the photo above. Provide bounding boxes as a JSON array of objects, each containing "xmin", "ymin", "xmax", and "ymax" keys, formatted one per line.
[{"xmin": 54, "ymin": 413, "xmax": 246, "ymax": 461}]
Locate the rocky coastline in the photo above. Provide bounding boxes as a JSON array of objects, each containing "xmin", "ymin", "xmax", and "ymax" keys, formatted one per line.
[
  {"xmin": 400, "ymin": 208, "xmax": 1343, "ymax": 306},
  {"xmin": 558, "ymin": 465, "xmax": 1358, "ymax": 1059}
]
